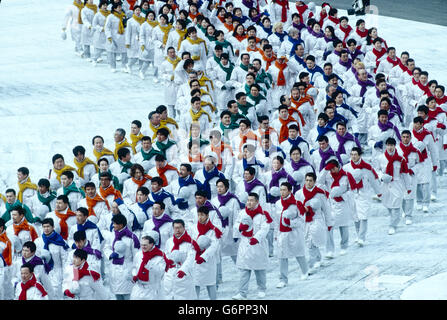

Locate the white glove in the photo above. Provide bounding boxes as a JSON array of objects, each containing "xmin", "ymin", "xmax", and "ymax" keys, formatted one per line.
[
  {"xmin": 197, "ymin": 235, "xmax": 211, "ymax": 251},
  {"xmin": 381, "ymin": 173, "xmax": 393, "ymax": 183},
  {"xmin": 61, "ymin": 30, "xmax": 67, "ymax": 40},
  {"xmin": 269, "ymin": 186, "xmax": 280, "ymax": 197},
  {"xmin": 292, "ymin": 171, "xmax": 303, "ymax": 183}
]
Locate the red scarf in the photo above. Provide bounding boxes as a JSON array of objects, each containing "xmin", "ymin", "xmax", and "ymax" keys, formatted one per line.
[
  {"xmin": 197, "ymin": 219, "xmax": 222, "ymax": 239},
  {"xmin": 435, "ymin": 95, "xmax": 447, "ymax": 106},
  {"xmin": 274, "ymin": 59, "xmax": 288, "ymax": 86},
  {"xmin": 356, "ymin": 27, "xmax": 368, "ymax": 38},
  {"xmin": 415, "ymin": 81, "xmax": 432, "ymax": 97},
  {"xmin": 234, "ymin": 34, "xmax": 247, "ymax": 42},
  {"xmin": 319, "ymin": 5, "xmax": 329, "ymax": 27},
  {"xmin": 260, "ymin": 50, "xmax": 277, "ymax": 70},
  {"xmin": 172, "ymin": 230, "xmax": 201, "ymax": 253},
  {"xmin": 295, "ymin": 3, "xmax": 308, "ymax": 24},
  {"xmin": 330, "ymin": 168, "xmax": 357, "ymax": 201},
  {"xmin": 398, "ymin": 60, "xmax": 411, "ymax": 75},
  {"xmin": 0, "ymin": 231, "xmax": 12, "ymax": 266},
  {"xmin": 245, "ymin": 205, "xmax": 273, "ymax": 223},
  {"xmin": 399, "ymin": 142, "xmax": 423, "ymax": 163},
  {"xmin": 157, "ymin": 165, "xmax": 178, "ymax": 187},
  {"xmin": 328, "ymin": 15, "xmax": 339, "ymax": 25},
  {"xmin": 13, "ymin": 219, "xmax": 38, "ymax": 241},
  {"xmin": 86, "ymin": 193, "xmax": 110, "ymax": 217},
  {"xmin": 350, "ymin": 159, "xmax": 378, "ymax": 189},
  {"xmin": 55, "ymin": 209, "xmax": 76, "ymax": 240},
  {"xmin": 137, "ymin": 246, "xmax": 164, "ymax": 281},
  {"xmin": 412, "ymin": 128, "xmax": 434, "ymax": 161},
  {"xmin": 189, "ymin": 12, "xmax": 199, "ymax": 20},
  {"xmin": 217, "ymin": 15, "xmax": 225, "ymax": 24},
  {"xmin": 127, "ymin": 0, "xmax": 137, "ymax": 10},
  {"xmin": 384, "ymin": 151, "xmax": 409, "ymax": 179},
  {"xmin": 279, "ymin": 115, "xmax": 296, "ymax": 143},
  {"xmin": 73, "ymin": 261, "xmax": 100, "ymax": 281},
  {"xmin": 428, "ymin": 107, "xmax": 446, "ymax": 120},
  {"xmin": 372, "ymin": 47, "xmax": 386, "ymax": 71},
  {"xmin": 339, "ymin": 24, "xmax": 353, "ymax": 44},
  {"xmin": 386, "ymin": 56, "xmax": 400, "ymax": 67},
  {"xmin": 280, "ymin": 194, "xmax": 296, "ymax": 232},
  {"xmin": 297, "ymin": 186, "xmax": 328, "ymax": 222},
  {"xmin": 276, "ymin": 0, "xmax": 289, "ymax": 23},
  {"xmin": 211, "ymin": 142, "xmax": 233, "ymax": 171},
  {"xmin": 19, "ymin": 275, "xmax": 47, "ymax": 300}
]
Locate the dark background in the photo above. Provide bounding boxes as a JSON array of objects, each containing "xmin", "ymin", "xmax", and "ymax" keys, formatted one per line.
[{"xmin": 297, "ymin": 0, "xmax": 447, "ymax": 26}]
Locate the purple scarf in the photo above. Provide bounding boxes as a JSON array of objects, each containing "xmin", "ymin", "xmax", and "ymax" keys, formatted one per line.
[
  {"xmin": 310, "ymin": 29, "xmax": 324, "ymax": 38},
  {"xmin": 82, "ymin": 241, "xmax": 102, "ymax": 260},
  {"xmin": 377, "ymin": 120, "xmax": 401, "ymax": 141},
  {"xmin": 339, "ymin": 58, "xmax": 352, "ymax": 69},
  {"xmin": 357, "ymin": 78, "xmax": 375, "ymax": 97},
  {"xmin": 291, "ymin": 158, "xmax": 314, "ymax": 172},
  {"xmin": 152, "ymin": 213, "xmax": 174, "ymax": 248},
  {"xmin": 292, "ymin": 22, "xmax": 306, "ymax": 32},
  {"xmin": 112, "ymin": 227, "xmax": 140, "ymax": 264},
  {"xmin": 336, "ymin": 132, "xmax": 361, "ymax": 158},
  {"xmin": 242, "ymin": 0, "xmax": 254, "ymax": 8},
  {"xmin": 217, "ymin": 192, "xmax": 245, "ymax": 209},
  {"xmin": 349, "ymin": 48, "xmax": 364, "ymax": 60},
  {"xmin": 22, "ymin": 255, "xmax": 51, "ymax": 274},
  {"xmin": 199, "ymin": 200, "xmax": 227, "ymax": 228},
  {"xmin": 319, "ymin": 147, "xmax": 341, "ymax": 171},
  {"xmin": 268, "ymin": 168, "xmax": 297, "ymax": 203},
  {"xmin": 244, "ymin": 178, "xmax": 265, "ymax": 194}
]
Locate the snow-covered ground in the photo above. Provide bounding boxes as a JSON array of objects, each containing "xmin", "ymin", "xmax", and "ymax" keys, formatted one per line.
[{"xmin": 1, "ymin": 0, "xmax": 447, "ymax": 300}]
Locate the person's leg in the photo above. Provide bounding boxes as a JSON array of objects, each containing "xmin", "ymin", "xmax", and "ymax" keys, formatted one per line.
[
  {"xmin": 108, "ymin": 52, "xmax": 116, "ymax": 70},
  {"xmin": 127, "ymin": 57, "xmax": 138, "ymax": 72},
  {"xmin": 140, "ymin": 61, "xmax": 150, "ymax": 74},
  {"xmin": 402, "ymin": 199, "xmax": 414, "ymax": 220},
  {"xmin": 254, "ymin": 270, "xmax": 267, "ymax": 293},
  {"xmin": 416, "ymin": 183, "xmax": 423, "ymax": 207},
  {"xmin": 279, "ymin": 258, "xmax": 288, "ymax": 284},
  {"xmin": 195, "ymin": 286, "xmax": 201, "ymax": 300},
  {"xmin": 389, "ymin": 208, "xmax": 401, "ymax": 229},
  {"xmin": 206, "ymin": 285, "xmax": 217, "ymax": 300},
  {"xmin": 121, "ymin": 52, "xmax": 128, "ymax": 68},
  {"xmin": 267, "ymin": 228, "xmax": 274, "ymax": 256},
  {"xmin": 421, "ymin": 183, "xmax": 430, "ymax": 208},
  {"xmin": 326, "ymin": 228, "xmax": 335, "ymax": 256},
  {"xmin": 359, "ymin": 219, "xmax": 368, "ymax": 242},
  {"xmin": 431, "ymin": 171, "xmax": 438, "ymax": 199},
  {"xmin": 230, "ymin": 255, "xmax": 237, "ymax": 263},
  {"xmin": 354, "ymin": 220, "xmax": 360, "ymax": 238},
  {"xmin": 296, "ymin": 256, "xmax": 309, "ymax": 275},
  {"xmin": 216, "ymin": 261, "xmax": 222, "ymax": 284},
  {"xmin": 238, "ymin": 269, "xmax": 251, "ymax": 298},
  {"xmin": 339, "ymin": 226, "xmax": 349, "ymax": 250}
]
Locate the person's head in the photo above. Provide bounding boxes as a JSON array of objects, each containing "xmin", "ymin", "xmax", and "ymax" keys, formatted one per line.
[
  {"xmin": 179, "ymin": 163, "xmax": 192, "ymax": 178},
  {"xmin": 317, "ymin": 112, "xmax": 329, "ymax": 127},
  {"xmin": 324, "ymin": 105, "xmax": 335, "ymax": 119},
  {"xmin": 336, "ymin": 122, "xmax": 347, "ymax": 136},
  {"xmin": 203, "ymin": 156, "xmax": 216, "ymax": 172},
  {"xmin": 317, "ymin": 135, "xmax": 329, "ymax": 150},
  {"xmin": 417, "ymin": 105, "xmax": 429, "ymax": 118},
  {"xmin": 243, "ymin": 166, "xmax": 256, "ymax": 182},
  {"xmin": 350, "ymin": 147, "xmax": 362, "ymax": 163},
  {"xmin": 60, "ymin": 170, "xmax": 74, "ymax": 188},
  {"xmin": 287, "ymin": 124, "xmax": 299, "ymax": 140},
  {"xmin": 413, "ymin": 116, "xmax": 424, "ymax": 132},
  {"xmin": 209, "ymin": 130, "xmax": 222, "ymax": 145},
  {"xmin": 141, "ymin": 235, "xmax": 155, "ymax": 252},
  {"xmin": 326, "ymin": 159, "xmax": 340, "ymax": 174},
  {"xmin": 151, "ymin": 176, "xmax": 164, "ymax": 193},
  {"xmin": 41, "ymin": 218, "xmax": 55, "ymax": 236},
  {"xmin": 22, "ymin": 241, "xmax": 36, "ymax": 259},
  {"xmin": 401, "ymin": 130, "xmax": 412, "ymax": 145},
  {"xmin": 111, "ymin": 213, "xmax": 127, "ymax": 231},
  {"xmin": 131, "ymin": 120, "xmax": 142, "ymax": 136},
  {"xmin": 378, "ymin": 109, "xmax": 389, "ymax": 124},
  {"xmin": 412, "ymin": 67, "xmax": 421, "ymax": 80},
  {"xmin": 92, "ymin": 135, "xmax": 105, "ymax": 151},
  {"xmin": 156, "ymin": 128, "xmax": 170, "ymax": 143},
  {"xmin": 357, "ymin": 68, "xmax": 368, "ymax": 82},
  {"xmin": 17, "ymin": 167, "xmax": 30, "ymax": 182},
  {"xmin": 11, "ymin": 206, "xmax": 25, "ymax": 225},
  {"xmin": 83, "ymin": 182, "xmax": 96, "ymax": 198},
  {"xmin": 75, "ymin": 207, "xmax": 89, "ymax": 225},
  {"xmin": 419, "ymin": 71, "xmax": 429, "ymax": 84},
  {"xmin": 172, "ymin": 219, "xmax": 186, "ymax": 238},
  {"xmin": 278, "ymin": 104, "xmax": 289, "ymax": 119},
  {"xmin": 55, "ymin": 195, "xmax": 69, "ymax": 212},
  {"xmin": 305, "ymin": 55, "xmax": 316, "ymax": 69},
  {"xmin": 250, "ymin": 84, "xmax": 261, "ymax": 97},
  {"xmin": 242, "ymin": 143, "xmax": 256, "ymax": 160},
  {"xmin": 73, "ymin": 230, "xmax": 87, "ymax": 249},
  {"xmin": 4, "ymin": 189, "xmax": 16, "ymax": 204},
  {"xmin": 246, "ymin": 192, "xmax": 259, "ymax": 209},
  {"xmin": 130, "ymin": 163, "xmax": 145, "ymax": 180},
  {"xmin": 435, "ymin": 85, "xmax": 445, "ymax": 98},
  {"xmin": 52, "ymin": 154, "xmax": 65, "ymax": 170},
  {"xmin": 280, "ymin": 182, "xmax": 292, "ymax": 199},
  {"xmin": 149, "ymin": 110, "xmax": 161, "ymax": 126},
  {"xmin": 114, "ymin": 128, "xmax": 126, "ymax": 143},
  {"xmin": 385, "ymin": 137, "xmax": 397, "ymax": 153},
  {"xmin": 305, "ymin": 172, "xmax": 317, "ymax": 189},
  {"xmin": 20, "ymin": 263, "xmax": 34, "ymax": 283},
  {"xmin": 324, "ymin": 26, "xmax": 335, "ymax": 39},
  {"xmin": 197, "ymin": 206, "xmax": 210, "ymax": 224},
  {"xmin": 73, "ymin": 249, "xmax": 88, "ymax": 268},
  {"xmin": 99, "ymin": 171, "xmax": 112, "ymax": 188},
  {"xmin": 152, "ymin": 201, "xmax": 165, "ymax": 217},
  {"xmin": 239, "ymin": 118, "xmax": 251, "ymax": 133},
  {"xmin": 117, "ymin": 147, "xmax": 131, "ymax": 162},
  {"xmin": 136, "ymin": 186, "xmax": 150, "ymax": 204},
  {"xmin": 194, "ymin": 190, "xmax": 208, "ymax": 207},
  {"xmin": 140, "ymin": 136, "xmax": 152, "ymax": 151},
  {"xmin": 272, "ymin": 156, "xmax": 284, "ymax": 171},
  {"xmin": 380, "ymin": 97, "xmax": 391, "ymax": 111},
  {"xmin": 36, "ymin": 179, "xmax": 50, "ymax": 195},
  {"xmin": 216, "ymin": 178, "xmax": 230, "ymax": 195}
]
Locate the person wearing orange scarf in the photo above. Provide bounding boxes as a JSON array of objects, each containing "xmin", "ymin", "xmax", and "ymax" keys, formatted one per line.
[
  {"xmin": 0, "ymin": 219, "xmax": 13, "ymax": 268},
  {"xmin": 209, "ymin": 130, "xmax": 234, "ymax": 173},
  {"xmin": 98, "ymin": 171, "xmax": 123, "ymax": 207},
  {"xmin": 16, "ymin": 167, "xmax": 38, "ymax": 206},
  {"xmin": 122, "ymin": 164, "xmax": 152, "ymax": 204},
  {"xmin": 8, "ymin": 206, "xmax": 39, "ymax": 242},
  {"xmin": 104, "ymin": 2, "xmax": 128, "ymax": 73},
  {"xmin": 46, "ymin": 195, "xmax": 77, "ymax": 240},
  {"xmin": 152, "ymin": 155, "xmax": 179, "ymax": 187},
  {"xmin": 236, "ymin": 119, "xmax": 260, "ymax": 160},
  {"xmin": 62, "ymin": 0, "xmax": 84, "ymax": 55},
  {"xmin": 79, "ymin": 182, "xmax": 111, "ymax": 221},
  {"xmin": 259, "ymin": 44, "xmax": 276, "ymax": 70},
  {"xmin": 274, "ymin": 105, "xmax": 299, "ymax": 144}
]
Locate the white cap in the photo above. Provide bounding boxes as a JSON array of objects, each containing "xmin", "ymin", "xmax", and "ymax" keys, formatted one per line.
[{"xmin": 170, "ymin": 250, "xmax": 187, "ymax": 264}]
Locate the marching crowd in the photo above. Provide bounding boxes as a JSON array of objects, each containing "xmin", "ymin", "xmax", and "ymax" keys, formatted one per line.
[{"xmin": 1, "ymin": 0, "xmax": 447, "ymax": 300}]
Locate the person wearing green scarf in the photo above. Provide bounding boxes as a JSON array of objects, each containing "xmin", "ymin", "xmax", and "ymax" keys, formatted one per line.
[
  {"xmin": 1, "ymin": 189, "xmax": 37, "ymax": 223},
  {"xmin": 153, "ymin": 128, "xmax": 178, "ymax": 165},
  {"xmin": 133, "ymin": 136, "xmax": 163, "ymax": 175},
  {"xmin": 60, "ymin": 171, "xmax": 85, "ymax": 211},
  {"xmin": 235, "ymin": 91, "xmax": 258, "ymax": 129},
  {"xmin": 109, "ymin": 146, "xmax": 133, "ymax": 185},
  {"xmin": 215, "ymin": 30, "xmax": 234, "ymax": 58},
  {"xmin": 246, "ymin": 83, "xmax": 268, "ymax": 120}
]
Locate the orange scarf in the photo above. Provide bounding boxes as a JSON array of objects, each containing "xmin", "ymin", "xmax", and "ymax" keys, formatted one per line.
[
  {"xmin": 54, "ymin": 209, "xmax": 76, "ymax": 240},
  {"xmin": 86, "ymin": 193, "xmax": 110, "ymax": 217},
  {"xmin": 157, "ymin": 165, "xmax": 179, "ymax": 187},
  {"xmin": 211, "ymin": 142, "xmax": 233, "ymax": 171},
  {"xmin": 189, "ymin": 12, "xmax": 200, "ymax": 20},
  {"xmin": 234, "ymin": 34, "xmax": 247, "ymax": 42},
  {"xmin": 131, "ymin": 174, "xmax": 152, "ymax": 201},
  {"xmin": 223, "ymin": 23, "xmax": 234, "ymax": 33},
  {"xmin": 188, "ymin": 153, "xmax": 204, "ymax": 163},
  {"xmin": 260, "ymin": 50, "xmax": 277, "ymax": 70},
  {"xmin": 247, "ymin": 46, "xmax": 260, "ymax": 52},
  {"xmin": 238, "ymin": 131, "xmax": 259, "ymax": 155},
  {"xmin": 17, "ymin": 177, "xmax": 38, "ymax": 203},
  {"xmin": 99, "ymin": 185, "xmax": 122, "ymax": 207},
  {"xmin": 278, "ymin": 116, "xmax": 297, "ymax": 143},
  {"xmin": 13, "ymin": 219, "xmax": 38, "ymax": 241},
  {"xmin": 274, "ymin": 59, "xmax": 288, "ymax": 86},
  {"xmin": 0, "ymin": 232, "xmax": 12, "ymax": 266}
]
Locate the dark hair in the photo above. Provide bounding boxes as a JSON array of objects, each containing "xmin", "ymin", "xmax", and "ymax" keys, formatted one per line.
[
  {"xmin": 197, "ymin": 206, "xmax": 210, "ymax": 215},
  {"xmin": 351, "ymin": 147, "xmax": 363, "ymax": 156},
  {"xmin": 305, "ymin": 172, "xmax": 317, "ymax": 181},
  {"xmin": 17, "ymin": 167, "xmax": 29, "ymax": 176},
  {"xmin": 22, "ymin": 241, "xmax": 36, "ymax": 253},
  {"xmin": 290, "ymin": 146, "xmax": 302, "ymax": 155},
  {"xmin": 172, "ymin": 219, "xmax": 185, "ymax": 227},
  {"xmin": 317, "ymin": 135, "xmax": 329, "ymax": 143},
  {"xmin": 281, "ymin": 181, "xmax": 292, "ymax": 191},
  {"xmin": 151, "ymin": 176, "xmax": 164, "ymax": 186},
  {"xmin": 73, "ymin": 230, "xmax": 87, "ymax": 242},
  {"xmin": 42, "ymin": 218, "xmax": 54, "ymax": 227},
  {"xmin": 180, "ymin": 163, "xmax": 192, "ymax": 172},
  {"xmin": 244, "ymin": 166, "xmax": 256, "ymax": 176},
  {"xmin": 117, "ymin": 147, "xmax": 131, "ymax": 160},
  {"xmin": 137, "ymin": 186, "xmax": 150, "ymax": 196},
  {"xmin": 52, "ymin": 154, "xmax": 64, "ymax": 164},
  {"xmin": 130, "ymin": 163, "xmax": 145, "ymax": 177},
  {"xmin": 56, "ymin": 194, "xmax": 69, "ymax": 204},
  {"xmin": 153, "ymin": 201, "xmax": 166, "ymax": 210},
  {"xmin": 216, "ymin": 178, "xmax": 229, "ymax": 190},
  {"xmin": 61, "ymin": 170, "xmax": 74, "ymax": 180},
  {"xmin": 72, "ymin": 145, "xmax": 86, "ymax": 156},
  {"xmin": 73, "ymin": 248, "xmax": 88, "ymax": 261},
  {"xmin": 21, "ymin": 262, "xmax": 34, "ymax": 273},
  {"xmin": 195, "ymin": 190, "xmax": 208, "ymax": 198},
  {"xmin": 248, "ymin": 192, "xmax": 259, "ymax": 200},
  {"xmin": 413, "ymin": 116, "xmax": 424, "ymax": 124},
  {"xmin": 111, "ymin": 213, "xmax": 127, "ymax": 226},
  {"xmin": 77, "ymin": 207, "xmax": 89, "ymax": 217},
  {"xmin": 38, "ymin": 178, "xmax": 51, "ymax": 189},
  {"xmin": 416, "ymin": 105, "xmax": 429, "ymax": 115},
  {"xmin": 84, "ymin": 182, "xmax": 96, "ymax": 190},
  {"xmin": 11, "ymin": 206, "xmax": 24, "ymax": 216},
  {"xmin": 385, "ymin": 137, "xmax": 396, "ymax": 145}
]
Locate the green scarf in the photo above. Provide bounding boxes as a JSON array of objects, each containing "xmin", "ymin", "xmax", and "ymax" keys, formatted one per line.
[
  {"xmin": 141, "ymin": 148, "xmax": 162, "ymax": 161},
  {"xmin": 63, "ymin": 182, "xmax": 85, "ymax": 198},
  {"xmin": 240, "ymin": 63, "xmax": 250, "ymax": 72},
  {"xmin": 231, "ymin": 112, "xmax": 247, "ymax": 128},
  {"xmin": 118, "ymin": 159, "xmax": 133, "ymax": 174},
  {"xmin": 205, "ymin": 33, "xmax": 216, "ymax": 42},
  {"xmin": 197, "ymin": 24, "xmax": 207, "ymax": 35},
  {"xmin": 190, "ymin": 136, "xmax": 210, "ymax": 147},
  {"xmin": 2, "ymin": 200, "xmax": 36, "ymax": 223},
  {"xmin": 248, "ymin": 92, "xmax": 266, "ymax": 106},
  {"xmin": 237, "ymin": 102, "xmax": 254, "ymax": 116},
  {"xmin": 215, "ymin": 40, "xmax": 234, "ymax": 56},
  {"xmin": 218, "ymin": 60, "xmax": 234, "ymax": 81},
  {"xmin": 256, "ymin": 69, "xmax": 273, "ymax": 90},
  {"xmin": 37, "ymin": 191, "xmax": 57, "ymax": 212},
  {"xmin": 155, "ymin": 139, "xmax": 176, "ymax": 157}
]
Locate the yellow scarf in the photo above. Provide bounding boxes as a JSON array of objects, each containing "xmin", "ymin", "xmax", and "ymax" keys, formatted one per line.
[
  {"xmin": 17, "ymin": 178, "xmax": 38, "ymax": 203},
  {"xmin": 165, "ymin": 56, "xmax": 181, "ymax": 70},
  {"xmin": 0, "ymin": 193, "xmax": 6, "ymax": 203},
  {"xmin": 85, "ymin": 3, "xmax": 98, "ymax": 14},
  {"xmin": 114, "ymin": 138, "xmax": 132, "ymax": 160},
  {"xmin": 161, "ymin": 117, "xmax": 179, "ymax": 129},
  {"xmin": 100, "ymin": 8, "xmax": 110, "ymax": 18},
  {"xmin": 130, "ymin": 132, "xmax": 144, "ymax": 154},
  {"xmin": 190, "ymin": 107, "xmax": 211, "ymax": 123},
  {"xmin": 186, "ymin": 36, "xmax": 208, "ymax": 55},
  {"xmin": 73, "ymin": 1, "xmax": 84, "ymax": 24},
  {"xmin": 149, "ymin": 122, "xmax": 171, "ymax": 140},
  {"xmin": 147, "ymin": 20, "xmax": 159, "ymax": 28},
  {"xmin": 201, "ymin": 100, "xmax": 216, "ymax": 113},
  {"xmin": 176, "ymin": 29, "xmax": 187, "ymax": 50},
  {"xmin": 199, "ymin": 73, "xmax": 214, "ymax": 91},
  {"xmin": 113, "ymin": 11, "xmax": 126, "ymax": 35},
  {"xmin": 74, "ymin": 157, "xmax": 99, "ymax": 179},
  {"xmin": 133, "ymin": 14, "xmax": 145, "ymax": 25},
  {"xmin": 159, "ymin": 24, "xmax": 173, "ymax": 45},
  {"xmin": 93, "ymin": 147, "xmax": 114, "ymax": 162},
  {"xmin": 53, "ymin": 165, "xmax": 77, "ymax": 183}
]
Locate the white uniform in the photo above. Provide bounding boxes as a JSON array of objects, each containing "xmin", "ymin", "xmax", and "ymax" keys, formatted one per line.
[{"xmin": 130, "ymin": 249, "xmax": 166, "ymax": 300}]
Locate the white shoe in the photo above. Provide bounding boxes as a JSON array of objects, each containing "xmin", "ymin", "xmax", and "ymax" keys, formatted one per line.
[
  {"xmin": 354, "ymin": 237, "xmax": 359, "ymax": 243},
  {"xmin": 110, "ymin": 68, "xmax": 117, "ymax": 73},
  {"xmin": 86, "ymin": 58, "xmax": 92, "ymax": 62},
  {"xmin": 96, "ymin": 57, "xmax": 103, "ymax": 63},
  {"xmin": 372, "ymin": 195, "xmax": 380, "ymax": 201},
  {"xmin": 257, "ymin": 291, "xmax": 266, "ymax": 298},
  {"xmin": 357, "ymin": 239, "xmax": 364, "ymax": 247},
  {"xmin": 308, "ymin": 263, "xmax": 320, "ymax": 275},
  {"xmin": 431, "ymin": 195, "xmax": 437, "ymax": 201},
  {"xmin": 405, "ymin": 218, "xmax": 413, "ymax": 225},
  {"xmin": 276, "ymin": 282, "xmax": 287, "ymax": 289},
  {"xmin": 423, "ymin": 206, "xmax": 429, "ymax": 213},
  {"xmin": 417, "ymin": 204, "xmax": 423, "ymax": 210},
  {"xmin": 92, "ymin": 60, "xmax": 97, "ymax": 67},
  {"xmin": 75, "ymin": 51, "xmax": 83, "ymax": 57},
  {"xmin": 139, "ymin": 71, "xmax": 145, "ymax": 80},
  {"xmin": 300, "ymin": 273, "xmax": 309, "ymax": 280},
  {"xmin": 121, "ymin": 67, "xmax": 128, "ymax": 73},
  {"xmin": 325, "ymin": 251, "xmax": 334, "ymax": 259},
  {"xmin": 388, "ymin": 227, "xmax": 396, "ymax": 235},
  {"xmin": 231, "ymin": 293, "xmax": 247, "ymax": 300},
  {"xmin": 153, "ymin": 77, "xmax": 159, "ymax": 83},
  {"xmin": 340, "ymin": 249, "xmax": 347, "ymax": 256}
]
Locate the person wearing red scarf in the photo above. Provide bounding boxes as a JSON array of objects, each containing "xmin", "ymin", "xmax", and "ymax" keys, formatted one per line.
[
  {"xmin": 377, "ymin": 137, "xmax": 411, "ymax": 235},
  {"xmin": 272, "ymin": 0, "xmax": 289, "ymax": 23},
  {"xmin": 47, "ymin": 195, "xmax": 77, "ymax": 240},
  {"xmin": 320, "ymin": 160, "xmax": 356, "ymax": 257},
  {"xmin": 377, "ymin": 47, "xmax": 400, "ymax": 76},
  {"xmin": 275, "ymin": 182, "xmax": 309, "ymax": 289},
  {"xmin": 295, "ymin": 172, "xmax": 332, "ymax": 274},
  {"xmin": 412, "ymin": 116, "xmax": 439, "ymax": 212},
  {"xmin": 130, "ymin": 234, "xmax": 167, "ymax": 300},
  {"xmin": 17, "ymin": 264, "xmax": 48, "ymax": 300},
  {"xmin": 364, "ymin": 38, "xmax": 387, "ymax": 74},
  {"xmin": 274, "ymin": 105, "xmax": 298, "ymax": 144},
  {"xmin": 344, "ymin": 147, "xmax": 381, "ymax": 246},
  {"xmin": 164, "ymin": 219, "xmax": 199, "ymax": 300},
  {"xmin": 232, "ymin": 193, "xmax": 271, "ymax": 300},
  {"xmin": 149, "ymin": 154, "xmax": 179, "ymax": 187}
]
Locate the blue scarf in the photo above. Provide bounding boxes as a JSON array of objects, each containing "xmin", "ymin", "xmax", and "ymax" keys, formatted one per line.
[
  {"xmin": 275, "ymin": 31, "xmax": 288, "ymax": 42},
  {"xmin": 327, "ymin": 112, "xmax": 349, "ymax": 128},
  {"xmin": 305, "ymin": 65, "xmax": 325, "ymax": 84},
  {"xmin": 178, "ymin": 175, "xmax": 197, "ymax": 190},
  {"xmin": 263, "ymin": 146, "xmax": 286, "ymax": 159},
  {"xmin": 243, "ymin": 157, "xmax": 265, "ymax": 170},
  {"xmin": 288, "ymin": 36, "xmax": 303, "ymax": 56},
  {"xmin": 137, "ymin": 199, "xmax": 154, "ymax": 220},
  {"xmin": 261, "ymin": 25, "xmax": 272, "ymax": 36},
  {"xmin": 337, "ymin": 103, "xmax": 358, "ymax": 118},
  {"xmin": 316, "ymin": 125, "xmax": 336, "ymax": 140},
  {"xmin": 292, "ymin": 53, "xmax": 306, "ymax": 68},
  {"xmin": 77, "ymin": 220, "xmax": 104, "ymax": 243},
  {"xmin": 200, "ymin": 167, "xmax": 225, "ymax": 199},
  {"xmin": 42, "ymin": 231, "xmax": 69, "ymax": 271},
  {"xmin": 288, "ymin": 136, "xmax": 309, "ymax": 149},
  {"xmin": 151, "ymin": 189, "xmax": 175, "ymax": 204},
  {"xmin": 323, "ymin": 72, "xmax": 344, "ymax": 85}
]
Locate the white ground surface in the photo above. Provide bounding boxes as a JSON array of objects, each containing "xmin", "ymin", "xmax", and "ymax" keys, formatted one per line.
[{"xmin": 1, "ymin": 0, "xmax": 447, "ymax": 300}]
